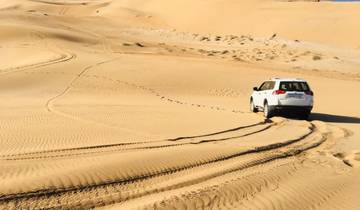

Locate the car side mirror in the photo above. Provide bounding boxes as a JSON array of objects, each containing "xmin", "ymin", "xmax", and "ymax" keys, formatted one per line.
[{"xmin": 253, "ymin": 87, "xmax": 258, "ymax": 91}]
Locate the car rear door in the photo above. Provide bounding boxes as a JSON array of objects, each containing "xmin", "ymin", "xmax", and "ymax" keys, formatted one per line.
[
  {"xmin": 256, "ymin": 81, "xmax": 273, "ymax": 108},
  {"xmin": 263, "ymin": 81, "xmax": 275, "ymax": 104}
]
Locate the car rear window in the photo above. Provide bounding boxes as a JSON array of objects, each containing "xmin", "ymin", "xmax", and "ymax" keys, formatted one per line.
[{"xmin": 279, "ymin": 82, "xmax": 310, "ymax": 91}]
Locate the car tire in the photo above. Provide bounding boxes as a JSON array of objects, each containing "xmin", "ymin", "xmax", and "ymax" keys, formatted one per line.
[
  {"xmin": 250, "ymin": 99, "xmax": 258, "ymax": 113},
  {"xmin": 263, "ymin": 102, "xmax": 274, "ymax": 119}
]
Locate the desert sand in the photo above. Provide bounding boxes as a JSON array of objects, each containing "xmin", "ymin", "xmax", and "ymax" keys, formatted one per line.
[{"xmin": 1, "ymin": 0, "xmax": 360, "ymax": 209}]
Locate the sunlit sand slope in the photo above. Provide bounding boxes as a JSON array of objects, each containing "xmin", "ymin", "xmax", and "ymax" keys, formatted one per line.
[{"xmin": 0, "ymin": 0, "xmax": 360, "ymax": 209}]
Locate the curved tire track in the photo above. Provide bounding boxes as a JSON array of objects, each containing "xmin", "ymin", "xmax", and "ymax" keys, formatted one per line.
[
  {"xmin": 0, "ymin": 52, "xmax": 75, "ymax": 76},
  {"xmin": 0, "ymin": 120, "xmax": 273, "ymax": 160},
  {"xmin": 0, "ymin": 122, "xmax": 324, "ymax": 206},
  {"xmin": 44, "ymin": 58, "xmax": 120, "ymax": 129}
]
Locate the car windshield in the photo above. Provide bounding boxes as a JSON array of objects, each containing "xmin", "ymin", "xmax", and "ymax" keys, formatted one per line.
[{"xmin": 279, "ymin": 82, "xmax": 310, "ymax": 91}]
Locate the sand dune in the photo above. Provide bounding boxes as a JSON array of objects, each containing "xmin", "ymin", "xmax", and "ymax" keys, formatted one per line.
[{"xmin": 1, "ymin": 0, "xmax": 360, "ymax": 209}]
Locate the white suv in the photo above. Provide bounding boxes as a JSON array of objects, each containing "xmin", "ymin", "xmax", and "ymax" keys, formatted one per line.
[{"xmin": 250, "ymin": 78, "xmax": 314, "ymax": 119}]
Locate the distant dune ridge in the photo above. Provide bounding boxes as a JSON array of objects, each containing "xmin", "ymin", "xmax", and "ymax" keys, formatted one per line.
[{"xmin": 0, "ymin": 0, "xmax": 360, "ymax": 209}]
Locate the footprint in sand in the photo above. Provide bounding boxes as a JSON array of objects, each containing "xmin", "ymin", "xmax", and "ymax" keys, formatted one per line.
[
  {"xmin": 198, "ymin": 49, "xmax": 207, "ymax": 54},
  {"xmin": 301, "ymin": 51, "xmax": 311, "ymax": 56},
  {"xmin": 233, "ymin": 57, "xmax": 244, "ymax": 61},
  {"xmin": 135, "ymin": 42, "xmax": 145, "ymax": 47},
  {"xmin": 199, "ymin": 36, "xmax": 210, "ymax": 42},
  {"xmin": 214, "ymin": 36, "xmax": 222, "ymax": 41},
  {"xmin": 333, "ymin": 153, "xmax": 345, "ymax": 159},
  {"xmin": 333, "ymin": 152, "xmax": 353, "ymax": 167},
  {"xmin": 227, "ymin": 35, "xmax": 238, "ymax": 41},
  {"xmin": 313, "ymin": 55, "xmax": 322, "ymax": 61},
  {"xmin": 270, "ymin": 33, "xmax": 277, "ymax": 40}
]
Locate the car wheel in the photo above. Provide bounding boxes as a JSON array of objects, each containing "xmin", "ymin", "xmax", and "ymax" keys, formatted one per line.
[
  {"xmin": 263, "ymin": 102, "xmax": 274, "ymax": 119},
  {"xmin": 250, "ymin": 99, "xmax": 258, "ymax": 113}
]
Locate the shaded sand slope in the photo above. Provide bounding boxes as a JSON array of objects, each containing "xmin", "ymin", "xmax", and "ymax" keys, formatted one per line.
[{"xmin": 0, "ymin": 0, "xmax": 360, "ymax": 209}]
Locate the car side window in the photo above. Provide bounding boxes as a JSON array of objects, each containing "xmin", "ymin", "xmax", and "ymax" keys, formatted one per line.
[
  {"xmin": 268, "ymin": 81, "xmax": 275, "ymax": 90},
  {"xmin": 259, "ymin": 82, "xmax": 267, "ymax": 91},
  {"xmin": 259, "ymin": 81, "xmax": 273, "ymax": 91}
]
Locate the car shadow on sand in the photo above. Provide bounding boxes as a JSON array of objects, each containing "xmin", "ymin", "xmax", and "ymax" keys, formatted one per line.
[{"xmin": 309, "ymin": 113, "xmax": 360, "ymax": 124}]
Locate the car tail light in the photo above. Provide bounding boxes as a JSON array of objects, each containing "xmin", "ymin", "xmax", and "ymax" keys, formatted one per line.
[
  {"xmin": 305, "ymin": 91, "xmax": 314, "ymax": 96},
  {"xmin": 272, "ymin": 90, "xmax": 286, "ymax": 95}
]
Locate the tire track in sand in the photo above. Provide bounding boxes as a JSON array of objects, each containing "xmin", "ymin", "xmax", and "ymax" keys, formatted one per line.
[
  {"xmin": 41, "ymin": 59, "xmax": 234, "ymax": 142},
  {"xmin": 135, "ymin": 123, "xmax": 349, "ymax": 210},
  {"xmin": 44, "ymin": 58, "xmax": 119, "ymax": 128},
  {"xmin": 24, "ymin": 69, "xmax": 246, "ymax": 115},
  {"xmin": 0, "ymin": 120, "xmax": 276, "ymax": 160},
  {"xmin": 0, "ymin": 52, "xmax": 75, "ymax": 76},
  {"xmin": 90, "ymin": 123, "xmax": 334, "ymax": 210},
  {"xmin": 0, "ymin": 121, "xmax": 326, "ymax": 207},
  {"xmin": 146, "ymin": 159, "xmax": 348, "ymax": 210}
]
